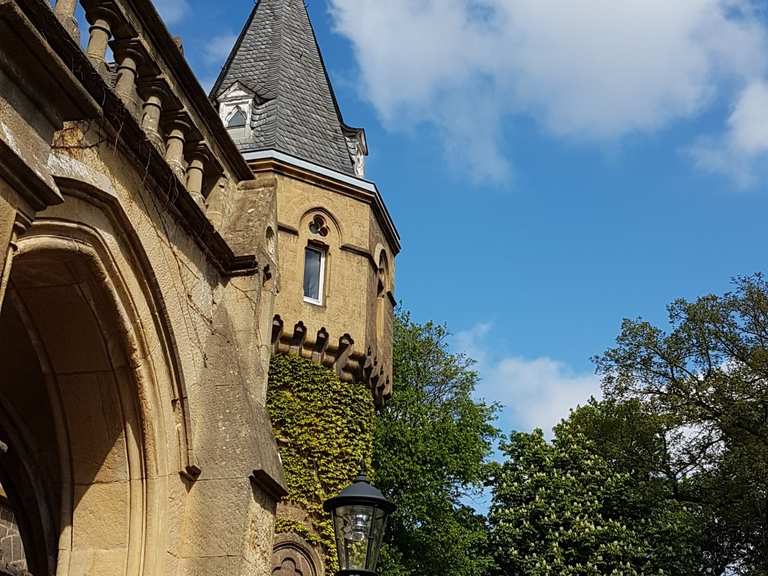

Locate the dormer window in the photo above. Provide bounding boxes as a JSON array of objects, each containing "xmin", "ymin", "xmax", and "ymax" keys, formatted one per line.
[
  {"xmin": 227, "ymin": 107, "xmax": 247, "ymax": 128},
  {"xmin": 216, "ymin": 83, "xmax": 257, "ymax": 136}
]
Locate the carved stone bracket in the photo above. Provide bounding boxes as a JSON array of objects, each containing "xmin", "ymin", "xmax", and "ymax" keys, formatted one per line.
[{"xmin": 271, "ymin": 315, "xmax": 392, "ymax": 407}]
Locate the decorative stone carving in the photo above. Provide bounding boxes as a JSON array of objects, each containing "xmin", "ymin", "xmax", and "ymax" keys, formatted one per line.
[
  {"xmin": 309, "ymin": 215, "xmax": 329, "ymax": 238},
  {"xmin": 271, "ymin": 534, "xmax": 324, "ymax": 576},
  {"xmin": 341, "ymin": 126, "xmax": 368, "ymax": 178}
]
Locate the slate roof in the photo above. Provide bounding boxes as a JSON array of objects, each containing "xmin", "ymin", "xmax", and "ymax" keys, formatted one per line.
[{"xmin": 211, "ymin": 0, "xmax": 360, "ymax": 176}]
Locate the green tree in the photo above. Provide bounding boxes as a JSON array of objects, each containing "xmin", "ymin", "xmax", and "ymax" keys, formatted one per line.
[
  {"xmin": 374, "ymin": 311, "xmax": 499, "ymax": 576},
  {"xmin": 596, "ymin": 274, "xmax": 768, "ymax": 574},
  {"xmin": 489, "ymin": 400, "xmax": 712, "ymax": 576}
]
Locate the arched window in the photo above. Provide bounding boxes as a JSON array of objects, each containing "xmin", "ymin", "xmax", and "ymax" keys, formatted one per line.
[
  {"xmin": 303, "ymin": 215, "xmax": 331, "ymax": 305},
  {"xmin": 227, "ymin": 107, "xmax": 247, "ymax": 128},
  {"xmin": 376, "ymin": 252, "xmax": 390, "ymax": 343}
]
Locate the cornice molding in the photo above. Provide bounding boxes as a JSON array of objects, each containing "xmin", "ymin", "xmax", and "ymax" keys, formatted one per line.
[{"xmin": 244, "ymin": 149, "xmax": 401, "ymax": 255}]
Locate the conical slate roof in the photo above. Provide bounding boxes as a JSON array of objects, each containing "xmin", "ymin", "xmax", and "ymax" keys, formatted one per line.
[{"xmin": 212, "ymin": 0, "xmax": 360, "ymax": 176}]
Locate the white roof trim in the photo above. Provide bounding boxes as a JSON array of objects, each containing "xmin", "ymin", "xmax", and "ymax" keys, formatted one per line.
[
  {"xmin": 242, "ymin": 149, "xmax": 377, "ymax": 193},
  {"xmin": 242, "ymin": 148, "xmax": 401, "ymax": 249}
]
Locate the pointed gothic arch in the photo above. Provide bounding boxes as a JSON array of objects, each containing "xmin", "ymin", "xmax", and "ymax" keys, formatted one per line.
[{"xmin": 0, "ymin": 181, "xmax": 200, "ymax": 576}]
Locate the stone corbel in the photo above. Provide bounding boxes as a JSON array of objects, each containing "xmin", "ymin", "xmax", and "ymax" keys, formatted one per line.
[
  {"xmin": 137, "ymin": 76, "xmax": 175, "ymax": 151},
  {"xmin": 312, "ymin": 328, "xmax": 329, "ymax": 363},
  {"xmin": 54, "ymin": 0, "xmax": 80, "ymax": 40},
  {"xmin": 185, "ymin": 143, "xmax": 213, "ymax": 209},
  {"xmin": 289, "ymin": 321, "xmax": 307, "ymax": 355},
  {"xmin": 83, "ymin": 5, "xmax": 120, "ymax": 72},
  {"xmin": 162, "ymin": 113, "xmax": 193, "ymax": 180},
  {"xmin": 334, "ymin": 334, "xmax": 354, "ymax": 377}
]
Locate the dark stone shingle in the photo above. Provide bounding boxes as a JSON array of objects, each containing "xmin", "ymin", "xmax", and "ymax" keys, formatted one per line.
[{"xmin": 211, "ymin": 0, "xmax": 357, "ymax": 176}]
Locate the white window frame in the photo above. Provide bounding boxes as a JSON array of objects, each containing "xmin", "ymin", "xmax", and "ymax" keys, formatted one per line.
[
  {"xmin": 217, "ymin": 83, "xmax": 255, "ymax": 138},
  {"xmin": 303, "ymin": 245, "xmax": 326, "ymax": 306}
]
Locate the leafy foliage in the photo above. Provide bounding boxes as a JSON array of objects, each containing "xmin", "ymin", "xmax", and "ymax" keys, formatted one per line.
[
  {"xmin": 374, "ymin": 311, "xmax": 500, "ymax": 576},
  {"xmin": 267, "ymin": 353, "xmax": 376, "ymax": 572},
  {"xmin": 596, "ymin": 274, "xmax": 768, "ymax": 574},
  {"xmin": 489, "ymin": 400, "xmax": 710, "ymax": 576}
]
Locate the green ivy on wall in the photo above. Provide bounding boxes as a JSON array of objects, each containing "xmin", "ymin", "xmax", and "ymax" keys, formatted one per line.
[{"xmin": 267, "ymin": 354, "xmax": 376, "ymax": 572}]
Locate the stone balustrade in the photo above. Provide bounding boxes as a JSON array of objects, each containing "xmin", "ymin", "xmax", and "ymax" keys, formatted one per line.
[{"xmin": 51, "ymin": 0, "xmax": 245, "ymax": 210}]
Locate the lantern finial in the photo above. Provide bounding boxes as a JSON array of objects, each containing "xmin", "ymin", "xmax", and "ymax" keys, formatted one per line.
[{"xmin": 356, "ymin": 459, "xmax": 368, "ymax": 483}]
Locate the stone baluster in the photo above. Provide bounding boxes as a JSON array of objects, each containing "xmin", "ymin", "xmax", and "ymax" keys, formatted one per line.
[
  {"xmin": 112, "ymin": 41, "xmax": 144, "ymax": 113},
  {"xmin": 54, "ymin": 0, "xmax": 80, "ymax": 40},
  {"xmin": 138, "ymin": 83, "xmax": 165, "ymax": 149},
  {"xmin": 85, "ymin": 9, "xmax": 114, "ymax": 71},
  {"xmin": 186, "ymin": 146, "xmax": 210, "ymax": 208},
  {"xmin": 164, "ymin": 118, "xmax": 190, "ymax": 179}
]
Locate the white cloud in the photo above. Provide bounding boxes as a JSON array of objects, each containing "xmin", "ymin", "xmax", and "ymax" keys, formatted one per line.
[
  {"xmin": 328, "ymin": 0, "xmax": 768, "ymax": 183},
  {"xmin": 204, "ymin": 33, "xmax": 238, "ymax": 66},
  {"xmin": 153, "ymin": 0, "xmax": 189, "ymax": 25},
  {"xmin": 690, "ymin": 79, "xmax": 768, "ymax": 186},
  {"xmin": 488, "ymin": 356, "xmax": 602, "ymax": 435},
  {"xmin": 200, "ymin": 76, "xmax": 217, "ymax": 95},
  {"xmin": 455, "ymin": 323, "xmax": 601, "ymax": 436}
]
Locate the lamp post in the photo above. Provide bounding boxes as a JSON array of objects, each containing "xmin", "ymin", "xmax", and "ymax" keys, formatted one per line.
[{"xmin": 323, "ymin": 470, "xmax": 395, "ymax": 576}]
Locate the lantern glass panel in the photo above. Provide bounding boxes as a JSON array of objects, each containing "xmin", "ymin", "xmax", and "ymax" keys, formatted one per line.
[
  {"xmin": 333, "ymin": 505, "xmax": 376, "ymax": 572},
  {"xmin": 366, "ymin": 507, "xmax": 388, "ymax": 571}
]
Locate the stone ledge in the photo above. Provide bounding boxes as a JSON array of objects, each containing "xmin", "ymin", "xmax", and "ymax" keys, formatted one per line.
[{"xmin": 251, "ymin": 469, "xmax": 289, "ymax": 502}]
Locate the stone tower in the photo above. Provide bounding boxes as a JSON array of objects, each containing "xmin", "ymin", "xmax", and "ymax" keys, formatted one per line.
[{"xmin": 212, "ymin": 0, "xmax": 400, "ymax": 406}]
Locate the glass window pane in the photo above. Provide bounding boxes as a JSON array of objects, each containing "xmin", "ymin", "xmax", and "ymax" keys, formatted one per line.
[
  {"xmin": 366, "ymin": 508, "xmax": 388, "ymax": 571},
  {"xmin": 304, "ymin": 247, "xmax": 322, "ymax": 301},
  {"xmin": 228, "ymin": 109, "xmax": 246, "ymax": 128}
]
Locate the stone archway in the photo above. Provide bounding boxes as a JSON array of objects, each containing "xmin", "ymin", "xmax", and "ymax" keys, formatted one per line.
[
  {"xmin": 0, "ymin": 200, "xmax": 192, "ymax": 576},
  {"xmin": 0, "ymin": 247, "xmax": 149, "ymax": 576}
]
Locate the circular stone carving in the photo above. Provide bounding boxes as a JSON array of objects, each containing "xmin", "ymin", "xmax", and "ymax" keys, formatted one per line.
[{"xmin": 309, "ymin": 216, "xmax": 329, "ymax": 238}]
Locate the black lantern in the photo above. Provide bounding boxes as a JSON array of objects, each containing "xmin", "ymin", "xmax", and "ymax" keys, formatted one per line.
[{"xmin": 323, "ymin": 470, "xmax": 395, "ymax": 576}]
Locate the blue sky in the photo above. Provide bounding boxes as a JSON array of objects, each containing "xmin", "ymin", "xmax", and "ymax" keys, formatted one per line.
[{"xmin": 155, "ymin": 0, "xmax": 768, "ymax": 436}]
